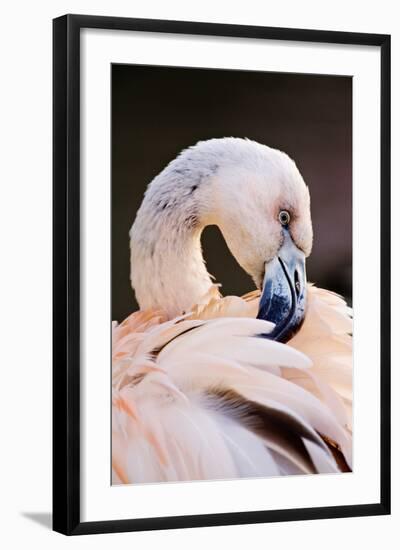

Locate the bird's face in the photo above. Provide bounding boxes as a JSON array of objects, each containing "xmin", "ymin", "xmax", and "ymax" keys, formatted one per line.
[{"xmin": 210, "ymin": 151, "xmax": 313, "ymax": 342}]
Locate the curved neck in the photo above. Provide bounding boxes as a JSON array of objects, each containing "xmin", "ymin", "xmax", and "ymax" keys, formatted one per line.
[{"xmin": 130, "ymin": 197, "xmax": 215, "ymax": 319}]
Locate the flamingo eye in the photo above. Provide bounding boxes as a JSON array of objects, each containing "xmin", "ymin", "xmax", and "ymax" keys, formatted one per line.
[{"xmin": 278, "ymin": 210, "xmax": 291, "ymax": 226}]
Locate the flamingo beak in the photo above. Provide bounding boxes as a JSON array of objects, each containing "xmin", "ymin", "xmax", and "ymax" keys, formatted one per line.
[{"xmin": 257, "ymin": 228, "xmax": 307, "ymax": 342}]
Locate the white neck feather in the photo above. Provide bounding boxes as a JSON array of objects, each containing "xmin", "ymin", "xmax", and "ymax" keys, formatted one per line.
[
  {"xmin": 131, "ymin": 215, "xmax": 214, "ymax": 318},
  {"xmin": 130, "ymin": 142, "xmax": 220, "ymax": 317}
]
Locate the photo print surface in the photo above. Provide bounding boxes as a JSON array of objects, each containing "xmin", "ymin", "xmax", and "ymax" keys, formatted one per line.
[{"xmin": 111, "ymin": 64, "xmax": 352, "ymax": 485}]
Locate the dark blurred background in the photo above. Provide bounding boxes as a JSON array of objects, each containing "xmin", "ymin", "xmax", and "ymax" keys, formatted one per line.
[{"xmin": 112, "ymin": 64, "xmax": 352, "ymax": 322}]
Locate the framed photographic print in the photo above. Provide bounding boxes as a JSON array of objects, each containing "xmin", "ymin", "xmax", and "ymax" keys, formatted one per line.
[{"xmin": 53, "ymin": 14, "xmax": 391, "ymax": 535}]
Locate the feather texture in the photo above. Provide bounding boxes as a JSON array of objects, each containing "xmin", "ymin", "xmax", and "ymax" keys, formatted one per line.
[{"xmin": 112, "ymin": 284, "xmax": 352, "ymax": 483}]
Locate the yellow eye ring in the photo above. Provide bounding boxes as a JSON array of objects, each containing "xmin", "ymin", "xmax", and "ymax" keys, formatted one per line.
[{"xmin": 279, "ymin": 210, "xmax": 291, "ymax": 226}]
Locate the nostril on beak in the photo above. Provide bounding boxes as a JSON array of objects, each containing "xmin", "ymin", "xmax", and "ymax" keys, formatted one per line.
[{"xmin": 294, "ymin": 270, "xmax": 301, "ymax": 297}]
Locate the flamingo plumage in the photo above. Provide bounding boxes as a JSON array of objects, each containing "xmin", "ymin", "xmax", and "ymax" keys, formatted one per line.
[{"xmin": 112, "ymin": 138, "xmax": 352, "ymax": 484}]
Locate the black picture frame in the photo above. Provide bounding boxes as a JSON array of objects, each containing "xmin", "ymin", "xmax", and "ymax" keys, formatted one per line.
[{"xmin": 53, "ymin": 14, "xmax": 391, "ymax": 536}]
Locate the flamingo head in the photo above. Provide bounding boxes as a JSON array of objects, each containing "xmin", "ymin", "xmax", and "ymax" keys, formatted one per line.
[{"xmin": 205, "ymin": 138, "xmax": 313, "ymax": 342}]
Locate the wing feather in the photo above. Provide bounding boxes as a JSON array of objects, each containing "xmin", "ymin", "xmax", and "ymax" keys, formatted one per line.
[{"xmin": 112, "ymin": 284, "xmax": 352, "ymax": 484}]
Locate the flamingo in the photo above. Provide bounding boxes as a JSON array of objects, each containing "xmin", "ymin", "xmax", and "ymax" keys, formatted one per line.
[{"xmin": 112, "ymin": 137, "xmax": 352, "ymax": 484}]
